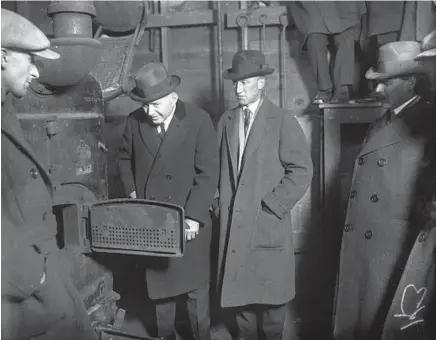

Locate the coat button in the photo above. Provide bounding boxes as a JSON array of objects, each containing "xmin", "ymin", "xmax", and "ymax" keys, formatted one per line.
[
  {"xmin": 349, "ymin": 190, "xmax": 357, "ymax": 199},
  {"xmin": 370, "ymin": 194, "xmax": 379, "ymax": 203},
  {"xmin": 377, "ymin": 158, "xmax": 387, "ymax": 167},
  {"xmin": 364, "ymin": 230, "xmax": 373, "ymax": 239},
  {"xmin": 357, "ymin": 157, "xmax": 364, "ymax": 165},
  {"xmin": 343, "ymin": 224, "xmax": 352, "ymax": 232},
  {"xmin": 419, "ymin": 233, "xmax": 427, "ymax": 242},
  {"xmin": 166, "ymin": 175, "xmax": 172, "ymax": 180},
  {"xmin": 232, "ymin": 249, "xmax": 236, "ymax": 253},
  {"xmin": 42, "ymin": 212, "xmax": 47, "ymax": 221},
  {"xmin": 30, "ymin": 168, "xmax": 39, "ymax": 179},
  {"xmin": 149, "ymin": 196, "xmax": 155, "ymax": 200}
]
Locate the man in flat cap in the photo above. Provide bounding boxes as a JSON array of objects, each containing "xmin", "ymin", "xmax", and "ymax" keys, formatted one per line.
[
  {"xmin": 2, "ymin": 9, "xmax": 97, "ymax": 340},
  {"xmin": 333, "ymin": 40, "xmax": 436, "ymax": 340},
  {"xmin": 214, "ymin": 50, "xmax": 313, "ymax": 340},
  {"xmin": 118, "ymin": 62, "xmax": 218, "ymax": 340}
]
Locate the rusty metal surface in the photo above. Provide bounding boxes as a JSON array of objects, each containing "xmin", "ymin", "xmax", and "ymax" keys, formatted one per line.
[
  {"xmin": 89, "ymin": 199, "xmax": 185, "ymax": 257},
  {"xmin": 90, "ymin": 35, "xmax": 137, "ymax": 101},
  {"xmin": 93, "ymin": 1, "xmax": 145, "ymax": 32},
  {"xmin": 13, "ymin": 75, "xmax": 107, "ymax": 200}
]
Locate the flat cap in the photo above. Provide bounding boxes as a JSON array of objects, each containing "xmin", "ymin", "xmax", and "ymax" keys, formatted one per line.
[{"xmin": 1, "ymin": 9, "xmax": 59, "ymax": 59}]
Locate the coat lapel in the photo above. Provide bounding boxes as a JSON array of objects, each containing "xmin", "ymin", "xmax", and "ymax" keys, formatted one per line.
[
  {"xmin": 1, "ymin": 104, "xmax": 53, "ymax": 193},
  {"xmin": 137, "ymin": 108, "xmax": 161, "ymax": 157},
  {"xmin": 358, "ymin": 99, "xmax": 423, "ymax": 157},
  {"xmin": 224, "ymin": 109, "xmax": 239, "ymax": 189},
  {"xmin": 240, "ymin": 98, "xmax": 273, "ymax": 172},
  {"xmin": 358, "ymin": 118, "xmax": 403, "ymax": 157},
  {"xmin": 152, "ymin": 101, "xmax": 189, "ymax": 173}
]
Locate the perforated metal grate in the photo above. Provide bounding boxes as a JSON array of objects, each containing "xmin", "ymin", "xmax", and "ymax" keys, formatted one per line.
[
  {"xmin": 89, "ymin": 199, "xmax": 184, "ymax": 257},
  {"xmin": 91, "ymin": 224, "xmax": 178, "ymax": 250}
]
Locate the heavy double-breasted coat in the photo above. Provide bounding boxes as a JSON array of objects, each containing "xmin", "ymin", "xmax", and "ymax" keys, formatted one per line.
[
  {"xmin": 333, "ymin": 97, "xmax": 436, "ymax": 340},
  {"xmin": 215, "ymin": 97, "xmax": 313, "ymax": 308},
  {"xmin": 1, "ymin": 99, "xmax": 96, "ymax": 340},
  {"xmin": 118, "ymin": 100, "xmax": 218, "ymax": 300}
]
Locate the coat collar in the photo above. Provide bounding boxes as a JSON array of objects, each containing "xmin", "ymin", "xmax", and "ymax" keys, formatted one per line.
[
  {"xmin": 359, "ymin": 97, "xmax": 430, "ymax": 156},
  {"xmin": 224, "ymin": 97, "xmax": 278, "ymax": 188},
  {"xmin": 138, "ymin": 100, "xmax": 187, "ymax": 157},
  {"xmin": 1, "ymin": 100, "xmax": 54, "ymax": 193}
]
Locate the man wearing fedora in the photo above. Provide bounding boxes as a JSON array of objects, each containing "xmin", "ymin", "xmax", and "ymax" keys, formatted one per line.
[
  {"xmin": 118, "ymin": 62, "xmax": 218, "ymax": 340},
  {"xmin": 2, "ymin": 9, "xmax": 97, "ymax": 340},
  {"xmin": 333, "ymin": 40, "xmax": 436, "ymax": 340},
  {"xmin": 214, "ymin": 50, "xmax": 313, "ymax": 340}
]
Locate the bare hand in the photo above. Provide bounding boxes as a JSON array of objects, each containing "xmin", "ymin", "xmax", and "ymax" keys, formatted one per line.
[{"xmin": 185, "ymin": 218, "xmax": 200, "ymax": 241}]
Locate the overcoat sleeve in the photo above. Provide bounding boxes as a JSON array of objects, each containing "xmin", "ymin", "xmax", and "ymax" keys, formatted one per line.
[
  {"xmin": 184, "ymin": 113, "xmax": 219, "ymax": 224},
  {"xmin": 262, "ymin": 112, "xmax": 313, "ymax": 219},
  {"xmin": 118, "ymin": 116, "xmax": 136, "ymax": 197}
]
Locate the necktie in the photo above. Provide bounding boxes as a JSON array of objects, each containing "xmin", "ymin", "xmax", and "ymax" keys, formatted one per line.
[
  {"xmin": 243, "ymin": 107, "xmax": 252, "ymax": 138},
  {"xmin": 384, "ymin": 109, "xmax": 394, "ymax": 125},
  {"xmin": 158, "ymin": 123, "xmax": 166, "ymax": 139}
]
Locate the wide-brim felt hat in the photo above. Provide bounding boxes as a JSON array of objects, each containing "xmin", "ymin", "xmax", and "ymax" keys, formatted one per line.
[
  {"xmin": 1, "ymin": 9, "xmax": 59, "ymax": 60},
  {"xmin": 366, "ymin": 41, "xmax": 430, "ymax": 80},
  {"xmin": 223, "ymin": 49, "xmax": 274, "ymax": 81},
  {"xmin": 415, "ymin": 29, "xmax": 436, "ymax": 60},
  {"xmin": 130, "ymin": 62, "xmax": 180, "ymax": 103}
]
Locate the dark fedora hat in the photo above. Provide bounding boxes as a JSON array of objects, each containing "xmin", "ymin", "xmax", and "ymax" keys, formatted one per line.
[
  {"xmin": 130, "ymin": 62, "xmax": 180, "ymax": 103},
  {"xmin": 366, "ymin": 41, "xmax": 430, "ymax": 81},
  {"xmin": 223, "ymin": 50, "xmax": 274, "ymax": 81}
]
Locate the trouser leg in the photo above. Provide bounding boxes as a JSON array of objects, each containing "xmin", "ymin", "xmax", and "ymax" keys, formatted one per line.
[
  {"xmin": 306, "ymin": 33, "xmax": 331, "ymax": 91},
  {"xmin": 155, "ymin": 298, "xmax": 177, "ymax": 338},
  {"xmin": 261, "ymin": 304, "xmax": 287, "ymax": 340},
  {"xmin": 333, "ymin": 27, "xmax": 356, "ymax": 87},
  {"xmin": 186, "ymin": 285, "xmax": 211, "ymax": 340},
  {"xmin": 235, "ymin": 306, "xmax": 258, "ymax": 340}
]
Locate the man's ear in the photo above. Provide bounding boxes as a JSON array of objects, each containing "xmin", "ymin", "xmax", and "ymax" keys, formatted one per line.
[
  {"xmin": 407, "ymin": 76, "xmax": 417, "ymax": 91},
  {"xmin": 171, "ymin": 91, "xmax": 179, "ymax": 104},
  {"xmin": 1, "ymin": 48, "xmax": 8, "ymax": 70},
  {"xmin": 257, "ymin": 77, "xmax": 265, "ymax": 90}
]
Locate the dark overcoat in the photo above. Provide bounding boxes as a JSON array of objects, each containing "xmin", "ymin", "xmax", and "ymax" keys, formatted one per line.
[
  {"xmin": 216, "ymin": 98, "xmax": 313, "ymax": 308},
  {"xmin": 118, "ymin": 100, "xmax": 218, "ymax": 300},
  {"xmin": 288, "ymin": 1, "xmax": 367, "ymax": 44},
  {"xmin": 333, "ymin": 98, "xmax": 436, "ymax": 340},
  {"xmin": 1, "ymin": 100, "xmax": 96, "ymax": 340}
]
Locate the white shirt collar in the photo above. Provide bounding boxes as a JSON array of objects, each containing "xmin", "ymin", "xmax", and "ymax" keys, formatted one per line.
[
  {"xmin": 244, "ymin": 96, "xmax": 262, "ymax": 116},
  {"xmin": 157, "ymin": 102, "xmax": 176, "ymax": 132},
  {"xmin": 393, "ymin": 95, "xmax": 418, "ymax": 115}
]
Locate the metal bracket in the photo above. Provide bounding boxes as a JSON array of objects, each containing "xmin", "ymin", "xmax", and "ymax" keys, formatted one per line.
[{"xmin": 227, "ymin": 6, "xmax": 292, "ymax": 28}]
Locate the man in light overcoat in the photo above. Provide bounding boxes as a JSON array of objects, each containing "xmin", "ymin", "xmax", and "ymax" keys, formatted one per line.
[
  {"xmin": 333, "ymin": 39, "xmax": 436, "ymax": 340},
  {"xmin": 118, "ymin": 62, "xmax": 218, "ymax": 340},
  {"xmin": 215, "ymin": 50, "xmax": 313, "ymax": 340},
  {"xmin": 1, "ymin": 9, "xmax": 97, "ymax": 340}
]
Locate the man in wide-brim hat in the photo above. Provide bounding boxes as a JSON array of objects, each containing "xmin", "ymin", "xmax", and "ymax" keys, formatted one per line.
[
  {"xmin": 215, "ymin": 49, "xmax": 313, "ymax": 340},
  {"xmin": 334, "ymin": 39, "xmax": 436, "ymax": 340},
  {"xmin": 118, "ymin": 62, "xmax": 218, "ymax": 340},
  {"xmin": 2, "ymin": 8, "xmax": 97, "ymax": 340}
]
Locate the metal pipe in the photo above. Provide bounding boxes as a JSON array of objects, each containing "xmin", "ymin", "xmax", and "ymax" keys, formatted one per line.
[
  {"xmin": 279, "ymin": 12, "xmax": 288, "ymax": 109},
  {"xmin": 216, "ymin": 1, "xmax": 224, "ymax": 114},
  {"xmin": 160, "ymin": 0, "xmax": 170, "ymax": 67},
  {"xmin": 240, "ymin": 0, "xmax": 248, "ymax": 49}
]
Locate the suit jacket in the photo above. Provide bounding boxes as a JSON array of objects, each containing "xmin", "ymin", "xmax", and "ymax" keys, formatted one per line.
[
  {"xmin": 289, "ymin": 1, "xmax": 367, "ymax": 44},
  {"xmin": 333, "ymin": 98, "xmax": 436, "ymax": 340},
  {"xmin": 216, "ymin": 97, "xmax": 313, "ymax": 308},
  {"xmin": 1, "ymin": 99, "xmax": 96, "ymax": 340},
  {"xmin": 118, "ymin": 100, "xmax": 218, "ymax": 299}
]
